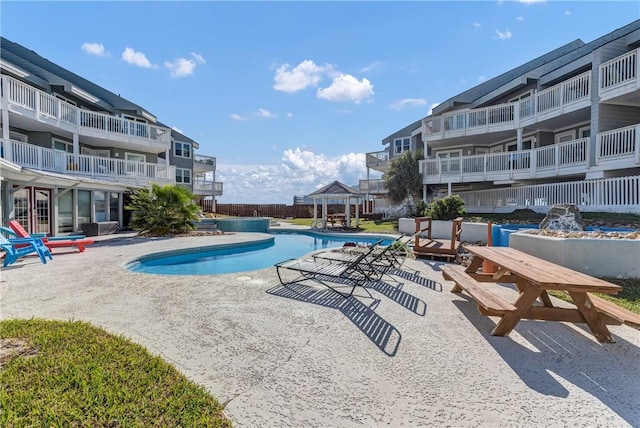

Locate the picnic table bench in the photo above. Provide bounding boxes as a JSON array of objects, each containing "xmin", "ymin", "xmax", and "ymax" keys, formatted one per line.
[{"xmin": 441, "ymin": 245, "xmax": 640, "ymax": 343}]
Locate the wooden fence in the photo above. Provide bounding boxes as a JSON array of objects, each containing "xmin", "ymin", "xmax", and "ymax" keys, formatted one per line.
[{"xmin": 210, "ymin": 204, "xmax": 364, "ymax": 218}]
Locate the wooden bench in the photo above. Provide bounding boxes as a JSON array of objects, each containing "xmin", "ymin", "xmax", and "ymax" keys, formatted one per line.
[
  {"xmin": 442, "ymin": 264, "xmax": 517, "ymax": 316},
  {"xmin": 587, "ymin": 293, "xmax": 640, "ymax": 328}
]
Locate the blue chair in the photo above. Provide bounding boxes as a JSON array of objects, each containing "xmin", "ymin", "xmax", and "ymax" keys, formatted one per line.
[{"xmin": 0, "ymin": 235, "xmax": 53, "ymax": 267}]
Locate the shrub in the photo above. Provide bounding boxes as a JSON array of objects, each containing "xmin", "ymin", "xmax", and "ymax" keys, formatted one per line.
[
  {"xmin": 125, "ymin": 184, "xmax": 200, "ymax": 236},
  {"xmin": 425, "ymin": 194, "xmax": 466, "ymax": 220}
]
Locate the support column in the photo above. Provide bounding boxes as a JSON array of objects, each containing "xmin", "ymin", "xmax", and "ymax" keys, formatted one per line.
[
  {"xmin": 448, "ymin": 182, "xmax": 452, "ymax": 196},
  {"xmin": 313, "ymin": 199, "xmax": 317, "ymax": 224},
  {"xmin": 345, "ymin": 198, "xmax": 351, "ymax": 228},
  {"xmin": 516, "ymin": 128, "xmax": 523, "ymax": 151},
  {"xmin": 322, "ymin": 198, "xmax": 328, "ymax": 229}
]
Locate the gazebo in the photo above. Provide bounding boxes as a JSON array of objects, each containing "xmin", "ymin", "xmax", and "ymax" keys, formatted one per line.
[{"xmin": 307, "ymin": 180, "xmax": 363, "ymax": 229}]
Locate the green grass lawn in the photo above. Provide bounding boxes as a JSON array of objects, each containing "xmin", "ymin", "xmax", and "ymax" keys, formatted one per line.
[
  {"xmin": 0, "ymin": 319, "xmax": 232, "ymax": 427},
  {"xmin": 284, "ymin": 217, "xmax": 399, "ymax": 233}
]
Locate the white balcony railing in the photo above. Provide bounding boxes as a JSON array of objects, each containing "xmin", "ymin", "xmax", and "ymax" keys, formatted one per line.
[
  {"xmin": 2, "ymin": 74, "xmax": 171, "ymax": 146},
  {"xmin": 424, "ymin": 71, "xmax": 591, "ymax": 137},
  {"xmin": 458, "ymin": 175, "xmax": 640, "ymax": 213},
  {"xmin": 420, "ymin": 138, "xmax": 590, "ymax": 183},
  {"xmin": 596, "ymin": 124, "xmax": 640, "ymax": 165},
  {"xmin": 600, "ymin": 48, "xmax": 638, "ymax": 93},
  {"xmin": 359, "ymin": 179, "xmax": 387, "ymax": 194},
  {"xmin": 420, "ymin": 124, "xmax": 640, "ymax": 185},
  {"xmin": 1, "ymin": 139, "xmax": 175, "ymax": 186},
  {"xmin": 193, "ymin": 179, "xmax": 223, "ymax": 196},
  {"xmin": 194, "ymin": 154, "xmax": 217, "ymax": 169},
  {"xmin": 365, "ymin": 150, "xmax": 389, "ymax": 169}
]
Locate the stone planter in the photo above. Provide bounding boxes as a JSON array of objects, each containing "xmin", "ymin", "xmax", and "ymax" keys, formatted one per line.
[{"xmin": 509, "ymin": 232, "xmax": 640, "ymax": 278}]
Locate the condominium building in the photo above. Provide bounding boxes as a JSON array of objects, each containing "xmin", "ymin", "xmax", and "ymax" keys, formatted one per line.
[
  {"xmin": 0, "ymin": 37, "xmax": 222, "ymax": 236},
  {"xmin": 362, "ymin": 20, "xmax": 640, "ymax": 214}
]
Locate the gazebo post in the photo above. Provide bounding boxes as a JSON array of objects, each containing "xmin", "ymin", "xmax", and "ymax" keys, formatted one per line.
[
  {"xmin": 345, "ymin": 198, "xmax": 350, "ymax": 228},
  {"xmin": 313, "ymin": 199, "xmax": 318, "ymax": 225},
  {"xmin": 322, "ymin": 197, "xmax": 328, "ymax": 229},
  {"xmin": 355, "ymin": 197, "xmax": 360, "ymax": 227}
]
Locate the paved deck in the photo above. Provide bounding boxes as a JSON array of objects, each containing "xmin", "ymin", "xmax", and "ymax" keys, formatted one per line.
[{"xmin": 1, "ymin": 228, "xmax": 639, "ymax": 427}]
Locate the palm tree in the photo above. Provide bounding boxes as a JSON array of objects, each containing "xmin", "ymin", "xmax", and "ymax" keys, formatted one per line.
[
  {"xmin": 384, "ymin": 149, "xmax": 424, "ymax": 206},
  {"xmin": 125, "ymin": 184, "xmax": 200, "ymax": 236}
]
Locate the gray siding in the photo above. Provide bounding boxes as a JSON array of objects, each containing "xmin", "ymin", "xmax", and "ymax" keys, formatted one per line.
[{"xmin": 598, "ymin": 105, "xmax": 640, "ymax": 132}]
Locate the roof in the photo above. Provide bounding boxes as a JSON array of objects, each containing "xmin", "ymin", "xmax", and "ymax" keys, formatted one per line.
[
  {"xmin": 0, "ymin": 36, "xmax": 153, "ymax": 119},
  {"xmin": 431, "ymin": 19, "xmax": 640, "ymax": 116},
  {"xmin": 307, "ymin": 180, "xmax": 362, "ymax": 198}
]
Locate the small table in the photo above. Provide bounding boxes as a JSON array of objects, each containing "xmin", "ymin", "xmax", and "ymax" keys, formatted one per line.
[{"xmin": 452, "ymin": 246, "xmax": 623, "ymax": 343}]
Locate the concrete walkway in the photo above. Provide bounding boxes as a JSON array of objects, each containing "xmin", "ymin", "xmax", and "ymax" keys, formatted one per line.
[{"xmin": 1, "ymin": 229, "xmax": 639, "ymax": 427}]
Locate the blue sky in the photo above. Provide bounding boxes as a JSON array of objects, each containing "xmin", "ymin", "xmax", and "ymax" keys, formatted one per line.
[{"xmin": 2, "ymin": 1, "xmax": 639, "ymax": 203}]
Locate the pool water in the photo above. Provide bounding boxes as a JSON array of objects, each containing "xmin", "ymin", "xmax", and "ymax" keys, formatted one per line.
[{"xmin": 126, "ymin": 232, "xmax": 393, "ymax": 275}]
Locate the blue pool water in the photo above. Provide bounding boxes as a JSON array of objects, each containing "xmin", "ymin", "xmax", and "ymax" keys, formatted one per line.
[{"xmin": 126, "ymin": 232, "xmax": 393, "ymax": 275}]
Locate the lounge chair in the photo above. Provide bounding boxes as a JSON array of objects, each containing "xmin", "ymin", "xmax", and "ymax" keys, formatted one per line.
[
  {"xmin": 312, "ymin": 237, "xmax": 408, "ymax": 280},
  {"xmin": 6, "ymin": 220, "xmax": 95, "ymax": 253},
  {"xmin": 0, "ymin": 235, "xmax": 53, "ymax": 267},
  {"xmin": 274, "ymin": 244, "xmax": 380, "ymax": 297},
  {"xmin": 316, "ymin": 235, "xmax": 418, "ymax": 275}
]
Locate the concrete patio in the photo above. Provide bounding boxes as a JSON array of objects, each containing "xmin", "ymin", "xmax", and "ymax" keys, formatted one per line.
[{"xmin": 1, "ymin": 230, "xmax": 638, "ymax": 427}]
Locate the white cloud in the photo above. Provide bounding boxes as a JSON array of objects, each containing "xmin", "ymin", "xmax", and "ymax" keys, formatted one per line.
[
  {"xmin": 165, "ymin": 53, "xmax": 206, "ymax": 78},
  {"xmin": 121, "ymin": 47, "xmax": 153, "ymax": 68},
  {"xmin": 273, "ymin": 60, "xmax": 329, "ymax": 93},
  {"xmin": 473, "ymin": 22, "xmax": 481, "ymax": 31},
  {"xmin": 361, "ymin": 61, "xmax": 383, "ymax": 73},
  {"xmin": 81, "ymin": 42, "xmax": 106, "ymax": 56},
  {"xmin": 287, "ymin": 112, "xmax": 293, "ymax": 118},
  {"xmin": 564, "ymin": 10, "xmax": 571, "ymax": 16},
  {"xmin": 229, "ymin": 113, "xmax": 247, "ymax": 121},
  {"xmin": 494, "ymin": 29, "xmax": 512, "ymax": 40},
  {"xmin": 171, "ymin": 125, "xmax": 184, "ymax": 133},
  {"xmin": 517, "ymin": 0, "xmax": 546, "ymax": 3},
  {"xmin": 516, "ymin": 16, "xmax": 524, "ymax": 21},
  {"xmin": 191, "ymin": 52, "xmax": 206, "ymax": 64},
  {"xmin": 390, "ymin": 98, "xmax": 427, "ymax": 110},
  {"xmin": 217, "ymin": 148, "xmax": 380, "ymax": 203},
  {"xmin": 478, "ymin": 75, "xmax": 487, "ymax": 82},
  {"xmin": 427, "ymin": 103, "xmax": 440, "ymax": 116},
  {"xmin": 255, "ymin": 108, "xmax": 277, "ymax": 119},
  {"xmin": 317, "ymin": 74, "xmax": 374, "ymax": 103}
]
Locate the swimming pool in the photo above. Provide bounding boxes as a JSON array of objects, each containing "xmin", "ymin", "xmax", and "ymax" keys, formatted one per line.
[{"xmin": 125, "ymin": 231, "xmax": 393, "ymax": 275}]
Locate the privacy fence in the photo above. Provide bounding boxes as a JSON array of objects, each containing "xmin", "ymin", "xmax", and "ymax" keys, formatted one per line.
[{"xmin": 211, "ymin": 204, "xmax": 365, "ymax": 219}]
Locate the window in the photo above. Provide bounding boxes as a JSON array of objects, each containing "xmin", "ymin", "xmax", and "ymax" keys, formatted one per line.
[
  {"xmin": 95, "ymin": 191, "xmax": 107, "ymax": 222},
  {"xmin": 176, "ymin": 168, "xmax": 192, "ymax": 184},
  {"xmin": 556, "ymin": 130, "xmax": 575, "ymax": 143},
  {"xmin": 53, "ymin": 138, "xmax": 73, "ymax": 153},
  {"xmin": 9, "ymin": 131, "xmax": 28, "ymax": 143},
  {"xmin": 579, "ymin": 127, "xmax": 591, "ymax": 138},
  {"xmin": 174, "ymin": 141, "xmax": 192, "ymax": 158},
  {"xmin": 78, "ymin": 190, "xmax": 91, "ymax": 225},
  {"xmin": 81, "ymin": 147, "xmax": 110, "ymax": 157},
  {"xmin": 437, "ymin": 151, "xmax": 461, "ymax": 173},
  {"xmin": 393, "ymin": 138, "xmax": 410, "ymax": 155}
]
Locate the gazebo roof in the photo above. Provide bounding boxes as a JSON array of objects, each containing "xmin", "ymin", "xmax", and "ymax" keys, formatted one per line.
[{"xmin": 307, "ymin": 180, "xmax": 362, "ymax": 198}]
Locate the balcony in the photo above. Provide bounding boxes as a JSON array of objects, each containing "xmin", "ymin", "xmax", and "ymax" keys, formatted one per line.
[
  {"xmin": 420, "ymin": 124, "xmax": 640, "ymax": 185},
  {"xmin": 193, "ymin": 154, "xmax": 216, "ymax": 174},
  {"xmin": 193, "ymin": 178, "xmax": 223, "ymax": 196},
  {"xmin": 423, "ymin": 71, "xmax": 591, "ymax": 141},
  {"xmin": 1, "ymin": 139, "xmax": 176, "ymax": 187},
  {"xmin": 359, "ymin": 179, "xmax": 387, "ymax": 195},
  {"xmin": 599, "ymin": 48, "xmax": 639, "ymax": 103},
  {"xmin": 1, "ymin": 74, "xmax": 171, "ymax": 150},
  {"xmin": 366, "ymin": 150, "xmax": 389, "ymax": 172}
]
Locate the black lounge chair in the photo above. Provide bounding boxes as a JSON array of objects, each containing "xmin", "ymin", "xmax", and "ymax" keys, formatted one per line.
[
  {"xmin": 313, "ymin": 235, "xmax": 418, "ymax": 279},
  {"xmin": 275, "ymin": 244, "xmax": 380, "ymax": 297}
]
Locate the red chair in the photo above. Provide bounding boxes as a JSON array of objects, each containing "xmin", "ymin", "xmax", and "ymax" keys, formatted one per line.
[{"xmin": 7, "ymin": 220, "xmax": 95, "ymax": 253}]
